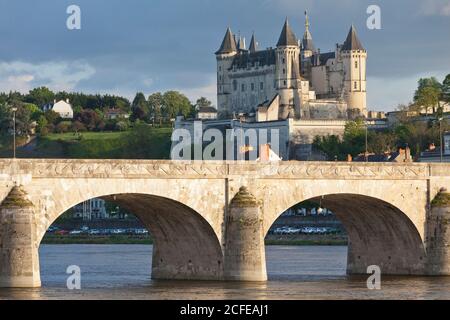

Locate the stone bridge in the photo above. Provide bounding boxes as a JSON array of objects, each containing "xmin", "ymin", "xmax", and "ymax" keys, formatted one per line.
[{"xmin": 0, "ymin": 159, "xmax": 449, "ymax": 287}]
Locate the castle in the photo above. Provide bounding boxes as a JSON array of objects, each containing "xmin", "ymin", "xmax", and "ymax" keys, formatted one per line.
[{"xmin": 216, "ymin": 13, "xmax": 367, "ymax": 121}]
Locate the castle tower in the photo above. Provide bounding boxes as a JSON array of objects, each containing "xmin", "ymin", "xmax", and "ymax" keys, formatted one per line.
[
  {"xmin": 341, "ymin": 25, "xmax": 367, "ymax": 116},
  {"xmin": 301, "ymin": 11, "xmax": 315, "ymax": 59},
  {"xmin": 216, "ymin": 28, "xmax": 238, "ymax": 115},
  {"xmin": 276, "ymin": 18, "xmax": 300, "ymax": 117}
]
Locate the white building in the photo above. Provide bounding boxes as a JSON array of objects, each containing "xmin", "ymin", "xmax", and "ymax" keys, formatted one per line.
[
  {"xmin": 73, "ymin": 198, "xmax": 109, "ymax": 220},
  {"xmin": 197, "ymin": 106, "xmax": 218, "ymax": 120},
  {"xmin": 42, "ymin": 99, "xmax": 74, "ymax": 119}
]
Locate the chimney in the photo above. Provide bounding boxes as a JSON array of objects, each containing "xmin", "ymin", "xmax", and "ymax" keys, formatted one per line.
[
  {"xmin": 66, "ymin": 98, "xmax": 70, "ymax": 104},
  {"xmin": 347, "ymin": 154, "xmax": 352, "ymax": 162},
  {"xmin": 259, "ymin": 144, "xmax": 270, "ymax": 162}
]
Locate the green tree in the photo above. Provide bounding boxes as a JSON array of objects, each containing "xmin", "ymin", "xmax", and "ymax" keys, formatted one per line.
[
  {"xmin": 196, "ymin": 97, "xmax": 212, "ymax": 109},
  {"xmin": 148, "ymin": 92, "xmax": 164, "ymax": 125},
  {"xmin": 442, "ymin": 74, "xmax": 450, "ymax": 103},
  {"xmin": 26, "ymin": 87, "xmax": 55, "ymax": 107},
  {"xmin": 131, "ymin": 92, "xmax": 148, "ymax": 120},
  {"xmin": 162, "ymin": 91, "xmax": 192, "ymax": 118},
  {"xmin": 414, "ymin": 77, "xmax": 443, "ymax": 115}
]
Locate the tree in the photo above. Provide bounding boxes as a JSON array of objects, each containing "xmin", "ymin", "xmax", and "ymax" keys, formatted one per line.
[
  {"xmin": 196, "ymin": 97, "xmax": 212, "ymax": 109},
  {"xmin": 148, "ymin": 92, "xmax": 164, "ymax": 125},
  {"xmin": 26, "ymin": 87, "xmax": 55, "ymax": 107},
  {"xmin": 415, "ymin": 86, "xmax": 441, "ymax": 115},
  {"xmin": 37, "ymin": 115, "xmax": 48, "ymax": 134},
  {"xmin": 442, "ymin": 74, "xmax": 450, "ymax": 103},
  {"xmin": 162, "ymin": 91, "xmax": 192, "ymax": 119},
  {"xmin": 44, "ymin": 110, "xmax": 61, "ymax": 125},
  {"xmin": 131, "ymin": 92, "xmax": 148, "ymax": 120}
]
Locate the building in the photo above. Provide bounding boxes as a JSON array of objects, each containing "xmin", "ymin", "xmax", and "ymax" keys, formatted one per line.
[
  {"xmin": 105, "ymin": 108, "xmax": 130, "ymax": 120},
  {"xmin": 197, "ymin": 106, "xmax": 218, "ymax": 120},
  {"xmin": 216, "ymin": 13, "xmax": 367, "ymax": 121},
  {"xmin": 73, "ymin": 198, "xmax": 109, "ymax": 220},
  {"xmin": 42, "ymin": 99, "xmax": 74, "ymax": 119}
]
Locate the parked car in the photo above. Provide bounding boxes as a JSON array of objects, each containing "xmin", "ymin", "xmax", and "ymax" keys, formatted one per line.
[
  {"xmin": 69, "ymin": 230, "xmax": 83, "ymax": 235},
  {"xmin": 55, "ymin": 230, "xmax": 69, "ymax": 235}
]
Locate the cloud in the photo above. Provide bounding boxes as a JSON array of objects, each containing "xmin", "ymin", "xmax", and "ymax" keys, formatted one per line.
[
  {"xmin": 367, "ymin": 71, "xmax": 448, "ymax": 112},
  {"xmin": 419, "ymin": 0, "xmax": 450, "ymax": 16},
  {"xmin": 0, "ymin": 60, "xmax": 95, "ymax": 93}
]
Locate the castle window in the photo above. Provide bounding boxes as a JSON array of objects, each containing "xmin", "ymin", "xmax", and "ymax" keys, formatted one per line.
[
  {"xmin": 233, "ymin": 80, "xmax": 237, "ymax": 91},
  {"xmin": 251, "ymin": 83, "xmax": 255, "ymax": 91},
  {"xmin": 283, "ymin": 68, "xmax": 286, "ymax": 74},
  {"xmin": 282, "ymin": 58, "xmax": 285, "ymax": 64},
  {"xmin": 355, "ymin": 61, "xmax": 358, "ymax": 68},
  {"xmin": 241, "ymin": 83, "xmax": 245, "ymax": 92},
  {"xmin": 260, "ymin": 82, "xmax": 264, "ymax": 90},
  {"xmin": 284, "ymin": 80, "xmax": 287, "ymax": 86},
  {"xmin": 219, "ymin": 66, "xmax": 222, "ymax": 71},
  {"xmin": 354, "ymin": 82, "xmax": 357, "ymax": 89}
]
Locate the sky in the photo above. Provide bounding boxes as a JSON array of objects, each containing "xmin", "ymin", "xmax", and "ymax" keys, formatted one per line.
[{"xmin": 0, "ymin": 0, "xmax": 449, "ymax": 111}]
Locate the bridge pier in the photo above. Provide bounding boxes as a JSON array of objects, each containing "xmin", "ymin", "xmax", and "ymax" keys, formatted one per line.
[
  {"xmin": 0, "ymin": 186, "xmax": 41, "ymax": 288},
  {"xmin": 224, "ymin": 187, "xmax": 267, "ymax": 281},
  {"xmin": 426, "ymin": 189, "xmax": 450, "ymax": 275}
]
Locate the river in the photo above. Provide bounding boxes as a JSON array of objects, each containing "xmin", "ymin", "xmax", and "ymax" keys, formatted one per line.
[{"xmin": 0, "ymin": 245, "xmax": 449, "ymax": 300}]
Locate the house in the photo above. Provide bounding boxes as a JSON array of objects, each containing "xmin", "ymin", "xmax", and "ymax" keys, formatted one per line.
[
  {"xmin": 42, "ymin": 99, "xmax": 73, "ymax": 119},
  {"xmin": 197, "ymin": 106, "xmax": 218, "ymax": 120},
  {"xmin": 105, "ymin": 108, "xmax": 130, "ymax": 120}
]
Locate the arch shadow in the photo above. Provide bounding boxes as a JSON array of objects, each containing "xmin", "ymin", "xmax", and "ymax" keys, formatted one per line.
[
  {"xmin": 267, "ymin": 193, "xmax": 427, "ymax": 275},
  {"xmin": 42, "ymin": 193, "xmax": 224, "ymax": 281}
]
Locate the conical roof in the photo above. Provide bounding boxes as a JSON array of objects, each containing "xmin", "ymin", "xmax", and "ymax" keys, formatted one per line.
[
  {"xmin": 216, "ymin": 27, "xmax": 237, "ymax": 54},
  {"xmin": 277, "ymin": 18, "xmax": 298, "ymax": 47},
  {"xmin": 249, "ymin": 34, "xmax": 258, "ymax": 53},
  {"xmin": 302, "ymin": 11, "xmax": 315, "ymax": 52},
  {"xmin": 0, "ymin": 186, "xmax": 33, "ymax": 208},
  {"xmin": 342, "ymin": 25, "xmax": 364, "ymax": 51}
]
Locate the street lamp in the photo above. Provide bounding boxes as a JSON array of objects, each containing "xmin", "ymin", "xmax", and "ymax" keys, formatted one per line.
[
  {"xmin": 438, "ymin": 117, "xmax": 443, "ymax": 163},
  {"xmin": 11, "ymin": 107, "xmax": 17, "ymax": 159},
  {"xmin": 365, "ymin": 120, "xmax": 369, "ymax": 162}
]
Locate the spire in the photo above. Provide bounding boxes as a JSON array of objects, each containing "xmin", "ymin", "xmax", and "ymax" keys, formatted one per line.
[
  {"xmin": 277, "ymin": 18, "xmax": 298, "ymax": 47},
  {"xmin": 215, "ymin": 27, "xmax": 237, "ymax": 55},
  {"xmin": 249, "ymin": 33, "xmax": 258, "ymax": 53},
  {"xmin": 302, "ymin": 10, "xmax": 315, "ymax": 52},
  {"xmin": 342, "ymin": 25, "xmax": 365, "ymax": 51},
  {"xmin": 237, "ymin": 36, "xmax": 246, "ymax": 51}
]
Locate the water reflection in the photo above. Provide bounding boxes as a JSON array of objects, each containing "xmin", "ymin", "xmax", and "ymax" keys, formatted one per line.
[{"xmin": 0, "ymin": 245, "xmax": 449, "ymax": 300}]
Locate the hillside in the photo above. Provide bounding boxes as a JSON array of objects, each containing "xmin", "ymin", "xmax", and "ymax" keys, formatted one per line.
[{"xmin": 0, "ymin": 127, "xmax": 172, "ymax": 159}]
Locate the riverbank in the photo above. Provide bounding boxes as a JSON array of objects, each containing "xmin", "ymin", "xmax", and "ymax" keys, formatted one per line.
[{"xmin": 42, "ymin": 234, "xmax": 348, "ymax": 246}]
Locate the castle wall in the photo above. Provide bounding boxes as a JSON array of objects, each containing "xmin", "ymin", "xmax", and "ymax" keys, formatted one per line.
[{"xmin": 228, "ymin": 66, "xmax": 277, "ymax": 114}]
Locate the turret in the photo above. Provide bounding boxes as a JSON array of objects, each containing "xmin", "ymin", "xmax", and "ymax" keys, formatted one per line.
[
  {"xmin": 216, "ymin": 28, "xmax": 238, "ymax": 115},
  {"xmin": 301, "ymin": 11, "xmax": 315, "ymax": 59},
  {"xmin": 249, "ymin": 33, "xmax": 258, "ymax": 53},
  {"xmin": 341, "ymin": 25, "xmax": 367, "ymax": 116},
  {"xmin": 276, "ymin": 18, "xmax": 300, "ymax": 115}
]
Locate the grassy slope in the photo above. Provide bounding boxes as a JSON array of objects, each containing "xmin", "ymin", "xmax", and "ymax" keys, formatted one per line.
[{"xmin": 4, "ymin": 128, "xmax": 172, "ymax": 159}]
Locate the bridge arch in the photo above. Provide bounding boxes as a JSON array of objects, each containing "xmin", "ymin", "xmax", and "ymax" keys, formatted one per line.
[
  {"xmin": 264, "ymin": 193, "xmax": 427, "ymax": 275},
  {"xmin": 38, "ymin": 189, "xmax": 225, "ymax": 281}
]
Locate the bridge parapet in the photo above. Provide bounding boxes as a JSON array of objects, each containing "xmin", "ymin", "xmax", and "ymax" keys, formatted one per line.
[{"xmin": 0, "ymin": 159, "xmax": 447, "ymax": 180}]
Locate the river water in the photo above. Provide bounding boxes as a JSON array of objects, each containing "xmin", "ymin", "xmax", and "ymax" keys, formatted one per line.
[{"xmin": 0, "ymin": 245, "xmax": 449, "ymax": 300}]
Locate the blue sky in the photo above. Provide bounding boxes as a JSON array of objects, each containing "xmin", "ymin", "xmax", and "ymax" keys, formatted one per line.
[{"xmin": 0, "ymin": 0, "xmax": 449, "ymax": 111}]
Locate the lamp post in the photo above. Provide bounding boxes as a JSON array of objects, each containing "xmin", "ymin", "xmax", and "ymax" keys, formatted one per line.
[
  {"xmin": 439, "ymin": 117, "xmax": 443, "ymax": 163},
  {"xmin": 365, "ymin": 120, "xmax": 369, "ymax": 162},
  {"xmin": 11, "ymin": 107, "xmax": 17, "ymax": 159}
]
